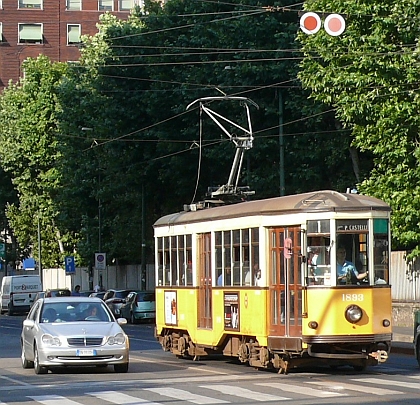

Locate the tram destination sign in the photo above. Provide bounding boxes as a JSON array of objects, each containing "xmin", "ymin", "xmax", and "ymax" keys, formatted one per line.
[{"xmin": 337, "ymin": 221, "xmax": 368, "ymax": 232}]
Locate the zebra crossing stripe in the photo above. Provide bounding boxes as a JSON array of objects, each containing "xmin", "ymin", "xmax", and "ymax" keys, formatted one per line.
[
  {"xmin": 307, "ymin": 380, "xmax": 402, "ymax": 395},
  {"xmin": 28, "ymin": 395, "xmax": 81, "ymax": 405},
  {"xmin": 144, "ymin": 387, "xmax": 229, "ymax": 404},
  {"xmin": 200, "ymin": 385, "xmax": 290, "ymax": 401},
  {"xmin": 88, "ymin": 391, "xmax": 162, "ymax": 405},
  {"xmin": 353, "ymin": 378, "xmax": 420, "ymax": 390},
  {"xmin": 257, "ymin": 382, "xmax": 344, "ymax": 398}
]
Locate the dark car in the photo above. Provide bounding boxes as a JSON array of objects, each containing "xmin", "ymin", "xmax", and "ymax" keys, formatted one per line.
[
  {"xmin": 79, "ymin": 290, "xmax": 95, "ymax": 297},
  {"xmin": 89, "ymin": 291, "xmax": 106, "ymax": 300},
  {"xmin": 103, "ymin": 289, "xmax": 132, "ymax": 317},
  {"xmin": 30, "ymin": 291, "xmax": 45, "ymax": 308},
  {"xmin": 45, "ymin": 289, "xmax": 71, "ymax": 298},
  {"xmin": 120, "ymin": 291, "xmax": 156, "ymax": 324}
]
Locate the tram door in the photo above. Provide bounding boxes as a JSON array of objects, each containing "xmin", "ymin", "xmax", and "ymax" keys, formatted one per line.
[
  {"xmin": 197, "ymin": 233, "xmax": 213, "ymax": 329},
  {"xmin": 269, "ymin": 226, "xmax": 302, "ymax": 337}
]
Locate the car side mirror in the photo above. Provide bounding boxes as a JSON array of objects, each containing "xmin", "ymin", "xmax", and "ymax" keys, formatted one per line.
[
  {"xmin": 23, "ymin": 319, "xmax": 35, "ymax": 328},
  {"xmin": 117, "ymin": 317, "xmax": 127, "ymax": 325}
]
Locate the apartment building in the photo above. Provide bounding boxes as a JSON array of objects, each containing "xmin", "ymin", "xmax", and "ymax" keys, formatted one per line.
[{"xmin": 0, "ymin": 0, "xmax": 142, "ymax": 89}]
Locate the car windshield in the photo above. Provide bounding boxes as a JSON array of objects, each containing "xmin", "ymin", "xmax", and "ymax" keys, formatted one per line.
[
  {"xmin": 40, "ymin": 302, "xmax": 112, "ymax": 323},
  {"xmin": 115, "ymin": 291, "xmax": 131, "ymax": 299},
  {"xmin": 137, "ymin": 293, "xmax": 155, "ymax": 302}
]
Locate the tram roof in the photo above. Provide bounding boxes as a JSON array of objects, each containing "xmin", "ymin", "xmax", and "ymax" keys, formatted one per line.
[{"xmin": 154, "ymin": 190, "xmax": 391, "ymax": 228}]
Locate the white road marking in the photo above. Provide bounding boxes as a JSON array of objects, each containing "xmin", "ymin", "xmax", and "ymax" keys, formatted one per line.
[
  {"xmin": 307, "ymin": 380, "xmax": 402, "ymax": 395},
  {"xmin": 144, "ymin": 387, "xmax": 229, "ymax": 404},
  {"xmin": 88, "ymin": 391, "xmax": 162, "ymax": 405},
  {"xmin": 258, "ymin": 382, "xmax": 345, "ymax": 398},
  {"xmin": 353, "ymin": 377, "xmax": 420, "ymax": 390},
  {"xmin": 201, "ymin": 384, "xmax": 290, "ymax": 401},
  {"xmin": 0, "ymin": 375, "xmax": 33, "ymax": 386},
  {"xmin": 29, "ymin": 395, "xmax": 81, "ymax": 405}
]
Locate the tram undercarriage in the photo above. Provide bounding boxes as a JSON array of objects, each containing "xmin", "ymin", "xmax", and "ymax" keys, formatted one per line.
[{"xmin": 156, "ymin": 329, "xmax": 391, "ymax": 374}]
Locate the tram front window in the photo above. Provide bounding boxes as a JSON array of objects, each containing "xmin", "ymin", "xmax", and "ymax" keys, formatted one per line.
[
  {"xmin": 335, "ymin": 220, "xmax": 369, "ymax": 286},
  {"xmin": 307, "ymin": 242, "xmax": 331, "ymax": 285}
]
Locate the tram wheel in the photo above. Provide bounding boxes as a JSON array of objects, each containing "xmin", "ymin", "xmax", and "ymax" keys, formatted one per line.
[
  {"xmin": 353, "ymin": 361, "xmax": 367, "ymax": 372},
  {"xmin": 416, "ymin": 342, "xmax": 420, "ymax": 367}
]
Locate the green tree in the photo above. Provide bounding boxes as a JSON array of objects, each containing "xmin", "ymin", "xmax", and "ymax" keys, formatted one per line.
[
  {"xmin": 298, "ymin": 0, "xmax": 420, "ymax": 255},
  {"xmin": 0, "ymin": 55, "xmax": 72, "ymax": 268}
]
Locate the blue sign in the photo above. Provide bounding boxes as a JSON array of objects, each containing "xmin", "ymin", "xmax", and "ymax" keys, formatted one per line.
[
  {"xmin": 23, "ymin": 258, "xmax": 36, "ymax": 271},
  {"xmin": 65, "ymin": 256, "xmax": 75, "ymax": 274}
]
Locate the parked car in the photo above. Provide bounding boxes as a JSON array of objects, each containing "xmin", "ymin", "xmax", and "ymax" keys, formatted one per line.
[
  {"xmin": 89, "ymin": 291, "xmax": 106, "ymax": 300},
  {"xmin": 120, "ymin": 291, "xmax": 156, "ymax": 324},
  {"xmin": 20, "ymin": 296, "xmax": 129, "ymax": 374},
  {"xmin": 103, "ymin": 289, "xmax": 132, "ymax": 317},
  {"xmin": 79, "ymin": 290, "xmax": 95, "ymax": 297},
  {"xmin": 30, "ymin": 291, "xmax": 45, "ymax": 308},
  {"xmin": 45, "ymin": 288, "xmax": 71, "ymax": 298}
]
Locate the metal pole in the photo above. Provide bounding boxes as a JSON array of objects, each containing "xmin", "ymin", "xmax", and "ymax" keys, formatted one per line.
[
  {"xmin": 279, "ymin": 90, "xmax": 285, "ymax": 196},
  {"xmin": 141, "ymin": 183, "xmax": 146, "ymax": 290},
  {"xmin": 38, "ymin": 216, "xmax": 42, "ymax": 285}
]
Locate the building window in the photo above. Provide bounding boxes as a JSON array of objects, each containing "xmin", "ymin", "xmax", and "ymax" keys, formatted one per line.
[
  {"xmin": 19, "ymin": 0, "xmax": 42, "ymax": 9},
  {"xmin": 67, "ymin": 24, "xmax": 81, "ymax": 45},
  {"xmin": 119, "ymin": 0, "xmax": 143, "ymax": 10},
  {"xmin": 0, "ymin": 23, "xmax": 2, "ymax": 42},
  {"xmin": 18, "ymin": 23, "xmax": 43, "ymax": 44},
  {"xmin": 98, "ymin": 0, "xmax": 113, "ymax": 11},
  {"xmin": 66, "ymin": 0, "xmax": 81, "ymax": 10}
]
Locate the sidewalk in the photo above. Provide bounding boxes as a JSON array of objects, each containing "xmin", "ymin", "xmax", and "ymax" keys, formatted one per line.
[{"xmin": 391, "ymin": 326, "xmax": 414, "ymax": 355}]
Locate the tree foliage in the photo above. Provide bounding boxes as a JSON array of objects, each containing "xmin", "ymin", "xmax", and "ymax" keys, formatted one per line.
[
  {"xmin": 298, "ymin": 0, "xmax": 420, "ymax": 256},
  {"xmin": 0, "ymin": 56, "xmax": 71, "ymax": 267},
  {"xmin": 0, "ymin": 1, "xmax": 373, "ymax": 267}
]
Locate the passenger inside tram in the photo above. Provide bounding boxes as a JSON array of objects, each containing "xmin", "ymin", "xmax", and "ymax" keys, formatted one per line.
[{"xmin": 336, "ymin": 245, "xmax": 368, "ymax": 285}]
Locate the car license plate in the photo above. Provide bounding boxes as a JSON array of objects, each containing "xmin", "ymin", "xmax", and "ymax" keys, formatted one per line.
[{"xmin": 76, "ymin": 349, "xmax": 96, "ymax": 356}]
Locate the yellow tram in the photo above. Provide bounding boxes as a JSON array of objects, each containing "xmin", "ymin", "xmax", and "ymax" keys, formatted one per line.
[{"xmin": 154, "ymin": 190, "xmax": 392, "ymax": 373}]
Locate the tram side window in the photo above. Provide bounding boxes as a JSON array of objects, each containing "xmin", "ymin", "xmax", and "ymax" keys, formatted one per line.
[
  {"xmin": 336, "ymin": 220, "xmax": 369, "ymax": 286},
  {"xmin": 216, "ymin": 228, "xmax": 259, "ymax": 286},
  {"xmin": 157, "ymin": 237, "xmax": 164, "ymax": 286},
  {"xmin": 157, "ymin": 235, "xmax": 193, "ymax": 287},
  {"xmin": 185, "ymin": 235, "xmax": 193, "ymax": 285},
  {"xmin": 373, "ymin": 219, "xmax": 389, "ymax": 284},
  {"xmin": 157, "ymin": 237, "xmax": 170, "ymax": 286},
  {"xmin": 171, "ymin": 236, "xmax": 177, "ymax": 285},
  {"xmin": 306, "ymin": 220, "xmax": 331, "ymax": 286},
  {"xmin": 251, "ymin": 228, "xmax": 260, "ymax": 286}
]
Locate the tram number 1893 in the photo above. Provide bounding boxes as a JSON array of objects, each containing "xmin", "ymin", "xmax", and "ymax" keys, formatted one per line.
[{"xmin": 342, "ymin": 293, "xmax": 364, "ymax": 302}]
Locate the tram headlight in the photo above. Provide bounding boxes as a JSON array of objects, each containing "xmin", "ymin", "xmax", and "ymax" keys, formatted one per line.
[
  {"xmin": 383, "ymin": 319, "xmax": 391, "ymax": 327},
  {"xmin": 345, "ymin": 304, "xmax": 363, "ymax": 323},
  {"xmin": 308, "ymin": 321, "xmax": 318, "ymax": 329}
]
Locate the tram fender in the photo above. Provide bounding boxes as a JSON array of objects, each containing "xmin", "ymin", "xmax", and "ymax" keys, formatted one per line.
[{"xmin": 268, "ymin": 336, "xmax": 302, "ymax": 352}]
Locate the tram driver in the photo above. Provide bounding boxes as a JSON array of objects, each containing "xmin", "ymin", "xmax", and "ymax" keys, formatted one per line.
[{"xmin": 336, "ymin": 246, "xmax": 368, "ymax": 284}]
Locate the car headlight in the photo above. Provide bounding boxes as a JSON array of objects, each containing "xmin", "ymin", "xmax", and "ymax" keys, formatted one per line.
[
  {"xmin": 107, "ymin": 332, "xmax": 126, "ymax": 345},
  {"xmin": 345, "ymin": 304, "xmax": 363, "ymax": 323},
  {"xmin": 41, "ymin": 334, "xmax": 61, "ymax": 346}
]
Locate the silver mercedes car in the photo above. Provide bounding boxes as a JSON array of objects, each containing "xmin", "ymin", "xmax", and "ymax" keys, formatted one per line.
[{"xmin": 21, "ymin": 296, "xmax": 129, "ymax": 374}]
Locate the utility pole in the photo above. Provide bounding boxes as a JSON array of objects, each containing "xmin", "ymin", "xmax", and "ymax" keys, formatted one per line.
[
  {"xmin": 141, "ymin": 183, "xmax": 146, "ymax": 290},
  {"xmin": 278, "ymin": 89, "xmax": 285, "ymax": 196},
  {"xmin": 38, "ymin": 216, "xmax": 42, "ymax": 285}
]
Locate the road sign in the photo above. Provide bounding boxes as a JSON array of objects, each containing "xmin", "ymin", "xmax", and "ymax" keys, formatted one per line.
[
  {"xmin": 65, "ymin": 256, "xmax": 75, "ymax": 274},
  {"xmin": 95, "ymin": 253, "xmax": 106, "ymax": 270},
  {"xmin": 300, "ymin": 12, "xmax": 321, "ymax": 35},
  {"xmin": 23, "ymin": 257, "xmax": 36, "ymax": 271},
  {"xmin": 324, "ymin": 14, "xmax": 346, "ymax": 36}
]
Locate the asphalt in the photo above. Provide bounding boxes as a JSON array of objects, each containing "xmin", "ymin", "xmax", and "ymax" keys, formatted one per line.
[{"xmin": 391, "ymin": 325, "xmax": 414, "ymax": 355}]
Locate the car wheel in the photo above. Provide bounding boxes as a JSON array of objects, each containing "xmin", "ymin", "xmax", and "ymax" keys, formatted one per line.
[
  {"xmin": 21, "ymin": 343, "xmax": 34, "ymax": 369},
  {"xmin": 114, "ymin": 363, "xmax": 129, "ymax": 373},
  {"xmin": 34, "ymin": 345, "xmax": 48, "ymax": 374}
]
